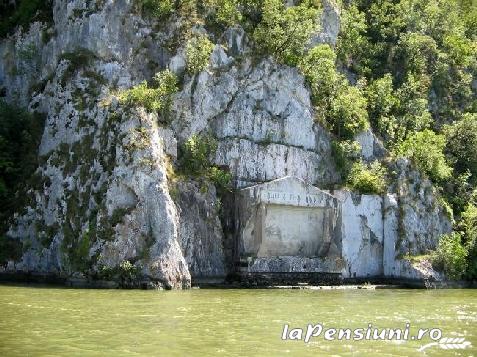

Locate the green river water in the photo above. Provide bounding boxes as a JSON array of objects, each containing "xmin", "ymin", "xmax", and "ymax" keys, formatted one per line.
[{"xmin": 0, "ymin": 284, "xmax": 475, "ymax": 356}]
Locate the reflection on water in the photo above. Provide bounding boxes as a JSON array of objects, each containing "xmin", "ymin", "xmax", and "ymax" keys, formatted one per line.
[{"xmin": 0, "ymin": 285, "xmax": 475, "ymax": 356}]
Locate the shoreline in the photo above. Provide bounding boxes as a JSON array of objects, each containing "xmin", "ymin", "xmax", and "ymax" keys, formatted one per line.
[{"xmin": 0, "ymin": 272, "xmax": 475, "ymax": 290}]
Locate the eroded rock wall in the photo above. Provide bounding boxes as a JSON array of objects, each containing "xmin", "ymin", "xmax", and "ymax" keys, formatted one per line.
[{"xmin": 0, "ymin": 0, "xmax": 452, "ymax": 287}]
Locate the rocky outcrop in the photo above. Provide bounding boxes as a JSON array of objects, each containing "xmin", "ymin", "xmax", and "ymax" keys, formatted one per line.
[
  {"xmin": 176, "ymin": 181, "xmax": 226, "ymax": 280},
  {"xmin": 337, "ymin": 186, "xmax": 451, "ymax": 280},
  {"xmin": 392, "ymin": 158, "xmax": 452, "ymax": 255},
  {"xmin": 0, "ymin": 0, "xmax": 452, "ymax": 288}
]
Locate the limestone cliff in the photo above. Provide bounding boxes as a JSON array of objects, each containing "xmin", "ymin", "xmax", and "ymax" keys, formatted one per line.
[{"xmin": 0, "ymin": 0, "xmax": 451, "ymax": 288}]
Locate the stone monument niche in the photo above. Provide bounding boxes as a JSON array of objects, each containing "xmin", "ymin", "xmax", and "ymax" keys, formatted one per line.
[
  {"xmin": 235, "ymin": 177, "xmax": 343, "ymax": 280},
  {"xmin": 255, "ymin": 204, "xmax": 334, "ymax": 258}
]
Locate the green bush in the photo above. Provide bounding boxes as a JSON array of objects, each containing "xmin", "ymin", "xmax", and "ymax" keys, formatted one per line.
[
  {"xmin": 394, "ymin": 74, "xmax": 432, "ymax": 140},
  {"xmin": 365, "ymin": 73, "xmax": 432, "ymax": 147},
  {"xmin": 138, "ymin": 0, "xmax": 174, "ymax": 19},
  {"xmin": 347, "ymin": 160, "xmax": 387, "ymax": 195},
  {"xmin": 299, "ymin": 45, "xmax": 339, "ymax": 109},
  {"xmin": 118, "ymin": 70, "xmax": 178, "ymax": 116},
  {"xmin": 119, "ymin": 260, "xmax": 139, "ymax": 281},
  {"xmin": 393, "ymin": 32, "xmax": 439, "ymax": 79},
  {"xmin": 339, "ymin": 0, "xmax": 476, "ymax": 123},
  {"xmin": 299, "ymin": 44, "xmax": 369, "ymax": 139},
  {"xmin": 180, "ymin": 134, "xmax": 218, "ymax": 175},
  {"xmin": 432, "ymin": 232, "xmax": 468, "ymax": 280},
  {"xmin": 336, "ymin": 4, "xmax": 369, "ymax": 73},
  {"xmin": 394, "ymin": 129, "xmax": 452, "ymax": 182},
  {"xmin": 365, "ymin": 74, "xmax": 400, "ymax": 142},
  {"xmin": 185, "ymin": 34, "xmax": 214, "ymax": 74},
  {"xmin": 444, "ymin": 113, "xmax": 477, "ymax": 183},
  {"xmin": 457, "ymin": 204, "xmax": 477, "ymax": 279},
  {"xmin": 179, "ymin": 135, "xmax": 231, "ymax": 191},
  {"xmin": 119, "ymin": 82, "xmax": 157, "ymax": 111},
  {"xmin": 331, "ymin": 139, "xmax": 361, "ymax": 179},
  {"xmin": 203, "ymin": 0, "xmax": 242, "ymax": 27},
  {"xmin": 206, "ymin": 166, "xmax": 232, "ymax": 192},
  {"xmin": 330, "ymin": 83, "xmax": 369, "ymax": 140},
  {"xmin": 253, "ymin": 0, "xmax": 321, "ymax": 66}
]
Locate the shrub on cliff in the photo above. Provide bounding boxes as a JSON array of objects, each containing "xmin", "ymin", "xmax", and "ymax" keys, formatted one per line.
[
  {"xmin": 329, "ymin": 83, "xmax": 369, "ymax": 140},
  {"xmin": 432, "ymin": 232, "xmax": 468, "ymax": 280},
  {"xmin": 331, "ymin": 139, "xmax": 361, "ymax": 180},
  {"xmin": 365, "ymin": 74, "xmax": 399, "ymax": 143},
  {"xmin": 299, "ymin": 45, "xmax": 340, "ymax": 110},
  {"xmin": 444, "ymin": 113, "xmax": 477, "ymax": 184},
  {"xmin": 117, "ymin": 70, "xmax": 178, "ymax": 118},
  {"xmin": 178, "ymin": 135, "xmax": 231, "ymax": 191},
  {"xmin": 138, "ymin": 0, "xmax": 174, "ymax": 19},
  {"xmin": 185, "ymin": 34, "xmax": 214, "ymax": 74},
  {"xmin": 394, "ymin": 130, "xmax": 452, "ymax": 183},
  {"xmin": 299, "ymin": 44, "xmax": 369, "ymax": 140},
  {"xmin": 203, "ymin": 0, "xmax": 242, "ymax": 27},
  {"xmin": 336, "ymin": 3, "xmax": 369, "ymax": 74},
  {"xmin": 456, "ymin": 204, "xmax": 477, "ymax": 280},
  {"xmin": 347, "ymin": 160, "xmax": 387, "ymax": 195},
  {"xmin": 253, "ymin": 0, "xmax": 321, "ymax": 66}
]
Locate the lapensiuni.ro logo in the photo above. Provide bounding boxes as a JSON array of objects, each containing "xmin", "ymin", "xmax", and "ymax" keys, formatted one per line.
[{"xmin": 281, "ymin": 323, "xmax": 472, "ymax": 351}]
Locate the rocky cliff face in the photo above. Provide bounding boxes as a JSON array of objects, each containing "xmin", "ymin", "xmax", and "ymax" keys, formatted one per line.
[{"xmin": 0, "ymin": 0, "xmax": 450, "ymax": 288}]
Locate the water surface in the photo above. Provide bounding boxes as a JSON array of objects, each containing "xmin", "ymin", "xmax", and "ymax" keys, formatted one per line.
[{"xmin": 0, "ymin": 285, "xmax": 475, "ymax": 356}]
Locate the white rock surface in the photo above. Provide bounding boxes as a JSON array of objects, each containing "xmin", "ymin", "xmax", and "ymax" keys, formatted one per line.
[{"xmin": 336, "ymin": 190, "xmax": 384, "ymax": 278}]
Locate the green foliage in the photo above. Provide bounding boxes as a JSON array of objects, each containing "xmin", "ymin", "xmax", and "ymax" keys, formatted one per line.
[
  {"xmin": 394, "ymin": 74, "xmax": 432, "ymax": 141},
  {"xmin": 65, "ymin": 230, "xmax": 91, "ymax": 272},
  {"xmin": 432, "ymin": 232, "xmax": 468, "ymax": 280},
  {"xmin": 0, "ymin": 0, "xmax": 53, "ymax": 38},
  {"xmin": 459, "ymin": 204, "xmax": 477, "ymax": 279},
  {"xmin": 365, "ymin": 73, "xmax": 432, "ymax": 147},
  {"xmin": 203, "ymin": 0, "xmax": 242, "ymax": 27},
  {"xmin": 118, "ymin": 70, "xmax": 178, "ymax": 117},
  {"xmin": 118, "ymin": 260, "xmax": 139, "ymax": 281},
  {"xmin": 299, "ymin": 44, "xmax": 369, "ymax": 139},
  {"xmin": 206, "ymin": 166, "xmax": 232, "ymax": 192},
  {"xmin": 365, "ymin": 74, "xmax": 399, "ymax": 141},
  {"xmin": 185, "ymin": 35, "xmax": 214, "ymax": 74},
  {"xmin": 394, "ymin": 129, "xmax": 452, "ymax": 182},
  {"xmin": 444, "ymin": 113, "xmax": 477, "ymax": 183},
  {"xmin": 153, "ymin": 70, "xmax": 179, "ymax": 118},
  {"xmin": 330, "ymin": 82, "xmax": 369, "ymax": 140},
  {"xmin": 179, "ymin": 135, "xmax": 232, "ymax": 191},
  {"xmin": 118, "ymin": 82, "xmax": 156, "ymax": 111},
  {"xmin": 236, "ymin": 0, "xmax": 263, "ymax": 30},
  {"xmin": 253, "ymin": 0, "xmax": 321, "ymax": 66},
  {"xmin": 443, "ymin": 171, "xmax": 475, "ymax": 217},
  {"xmin": 443, "ymin": 34, "xmax": 476, "ymax": 68},
  {"xmin": 299, "ymin": 45, "xmax": 339, "ymax": 109},
  {"xmin": 180, "ymin": 134, "xmax": 218, "ymax": 175},
  {"xmin": 0, "ymin": 101, "xmax": 45, "ymax": 234},
  {"xmin": 138, "ymin": 0, "xmax": 174, "ymax": 19},
  {"xmin": 331, "ymin": 139, "xmax": 361, "ymax": 179},
  {"xmin": 342, "ymin": 0, "xmax": 476, "ymax": 123},
  {"xmin": 336, "ymin": 4, "xmax": 368, "ymax": 73},
  {"xmin": 347, "ymin": 160, "xmax": 387, "ymax": 195},
  {"xmin": 393, "ymin": 32, "xmax": 438, "ymax": 79}
]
